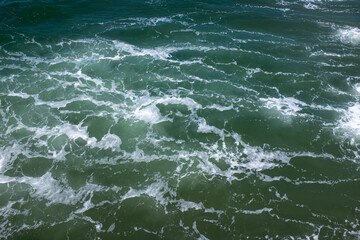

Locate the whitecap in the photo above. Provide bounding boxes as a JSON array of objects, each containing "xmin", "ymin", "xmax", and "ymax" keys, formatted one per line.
[
  {"xmin": 260, "ymin": 97, "xmax": 307, "ymax": 117},
  {"xmin": 134, "ymin": 103, "xmax": 165, "ymax": 124},
  {"xmin": 354, "ymin": 83, "xmax": 360, "ymax": 94},
  {"xmin": 121, "ymin": 181, "xmax": 172, "ymax": 209},
  {"xmin": 239, "ymin": 207, "xmax": 272, "ymax": 215},
  {"xmin": 338, "ymin": 103, "xmax": 360, "ymax": 136},
  {"xmin": 192, "ymin": 221, "xmax": 209, "ymax": 240},
  {"xmin": 197, "ymin": 118, "xmax": 224, "ymax": 137},
  {"xmin": 31, "ymin": 123, "xmax": 96, "ymax": 145},
  {"xmin": 90, "ymin": 133, "xmax": 122, "ymax": 151},
  {"xmin": 205, "ymin": 104, "xmax": 234, "ymax": 112},
  {"xmin": 0, "ymin": 173, "xmax": 103, "ymax": 205},
  {"xmin": 177, "ymin": 199, "xmax": 204, "ymax": 212},
  {"xmin": 133, "ymin": 96, "xmax": 201, "ymax": 124},
  {"xmin": 0, "ymin": 144, "xmax": 26, "ymax": 173},
  {"xmin": 0, "ymin": 155, "xmax": 5, "ymax": 172},
  {"xmin": 304, "ymin": 2, "xmax": 318, "ymax": 9},
  {"xmin": 337, "ymin": 27, "xmax": 360, "ymax": 45}
]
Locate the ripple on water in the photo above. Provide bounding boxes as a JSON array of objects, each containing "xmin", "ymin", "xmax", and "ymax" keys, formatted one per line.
[{"xmin": 1, "ymin": 0, "xmax": 360, "ymax": 238}]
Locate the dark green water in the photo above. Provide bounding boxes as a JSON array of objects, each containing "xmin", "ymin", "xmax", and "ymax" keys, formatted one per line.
[{"xmin": 1, "ymin": 0, "xmax": 360, "ymax": 239}]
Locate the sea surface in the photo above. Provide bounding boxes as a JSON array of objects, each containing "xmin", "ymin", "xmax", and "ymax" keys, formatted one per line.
[{"xmin": 0, "ymin": 0, "xmax": 360, "ymax": 239}]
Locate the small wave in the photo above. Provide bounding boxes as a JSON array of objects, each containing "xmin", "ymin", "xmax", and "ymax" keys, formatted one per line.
[
  {"xmin": 260, "ymin": 97, "xmax": 307, "ymax": 117},
  {"xmin": 355, "ymin": 83, "xmax": 360, "ymax": 94},
  {"xmin": 133, "ymin": 96, "xmax": 201, "ymax": 124},
  {"xmin": 303, "ymin": 2, "xmax": 319, "ymax": 9},
  {"xmin": 338, "ymin": 103, "xmax": 360, "ymax": 137},
  {"xmin": 337, "ymin": 27, "xmax": 360, "ymax": 45}
]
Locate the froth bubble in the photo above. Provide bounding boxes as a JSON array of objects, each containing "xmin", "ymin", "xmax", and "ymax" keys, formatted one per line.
[
  {"xmin": 338, "ymin": 103, "xmax": 360, "ymax": 136},
  {"xmin": 337, "ymin": 27, "xmax": 360, "ymax": 45}
]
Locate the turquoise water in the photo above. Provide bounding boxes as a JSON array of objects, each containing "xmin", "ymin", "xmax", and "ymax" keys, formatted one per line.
[{"xmin": 1, "ymin": 0, "xmax": 360, "ymax": 239}]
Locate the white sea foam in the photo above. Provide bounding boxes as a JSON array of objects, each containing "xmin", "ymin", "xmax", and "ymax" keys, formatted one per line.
[
  {"xmin": 0, "ymin": 173, "xmax": 103, "ymax": 205},
  {"xmin": 177, "ymin": 199, "xmax": 204, "ymax": 212},
  {"xmin": 121, "ymin": 181, "xmax": 173, "ymax": 210},
  {"xmin": 128, "ymin": 16, "xmax": 174, "ymax": 26},
  {"xmin": 26, "ymin": 173, "xmax": 79, "ymax": 205},
  {"xmin": 194, "ymin": 120, "xmax": 292, "ymax": 176},
  {"xmin": 107, "ymin": 223, "xmax": 116, "ymax": 232},
  {"xmin": 112, "ymin": 40, "xmax": 170, "ymax": 60},
  {"xmin": 309, "ymin": 50, "xmax": 352, "ymax": 58},
  {"xmin": 75, "ymin": 197, "xmax": 94, "ymax": 214},
  {"xmin": 2, "ymin": 7, "xmax": 360, "ymax": 239},
  {"xmin": 205, "ymin": 104, "xmax": 234, "ymax": 111},
  {"xmin": 119, "ymin": 179, "xmax": 222, "ymax": 215},
  {"xmin": 134, "ymin": 102, "xmax": 165, "ymax": 124},
  {"xmin": 354, "ymin": 83, "xmax": 360, "ymax": 94},
  {"xmin": 7, "ymin": 91, "xmax": 33, "ymax": 99},
  {"xmin": 239, "ymin": 143, "xmax": 291, "ymax": 170},
  {"xmin": 76, "ymin": 69, "xmax": 103, "ymax": 86},
  {"xmin": 111, "ymin": 40, "xmax": 239, "ymax": 61},
  {"xmin": 304, "ymin": 2, "xmax": 318, "ymax": 9},
  {"xmin": 260, "ymin": 97, "xmax": 307, "ymax": 117},
  {"xmin": 337, "ymin": 27, "xmax": 360, "ymax": 45},
  {"xmin": 157, "ymin": 97, "xmax": 201, "ymax": 111},
  {"xmin": 133, "ymin": 96, "xmax": 201, "ymax": 124},
  {"xmin": 338, "ymin": 103, "xmax": 360, "ymax": 136},
  {"xmin": 192, "ymin": 221, "xmax": 209, "ymax": 240},
  {"xmin": 13, "ymin": 122, "xmax": 124, "ymax": 153},
  {"xmin": 239, "ymin": 207, "xmax": 272, "ymax": 215},
  {"xmin": 30, "ymin": 123, "xmax": 96, "ymax": 146},
  {"xmin": 197, "ymin": 118, "xmax": 224, "ymax": 137},
  {"xmin": 0, "ymin": 155, "xmax": 4, "ymax": 172},
  {"xmin": 0, "ymin": 144, "xmax": 25, "ymax": 173},
  {"xmin": 90, "ymin": 133, "xmax": 122, "ymax": 150}
]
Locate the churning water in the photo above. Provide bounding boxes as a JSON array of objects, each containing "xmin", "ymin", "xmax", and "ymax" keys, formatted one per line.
[{"xmin": 0, "ymin": 0, "xmax": 360, "ymax": 239}]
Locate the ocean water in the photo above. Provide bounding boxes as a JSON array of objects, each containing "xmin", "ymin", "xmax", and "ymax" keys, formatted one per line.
[{"xmin": 0, "ymin": 0, "xmax": 360, "ymax": 239}]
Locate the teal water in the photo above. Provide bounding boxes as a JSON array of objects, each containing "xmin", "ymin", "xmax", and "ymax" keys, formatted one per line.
[{"xmin": 1, "ymin": 0, "xmax": 360, "ymax": 239}]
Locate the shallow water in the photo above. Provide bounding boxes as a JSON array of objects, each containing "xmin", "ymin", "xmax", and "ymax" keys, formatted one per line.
[{"xmin": 1, "ymin": 0, "xmax": 360, "ymax": 239}]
